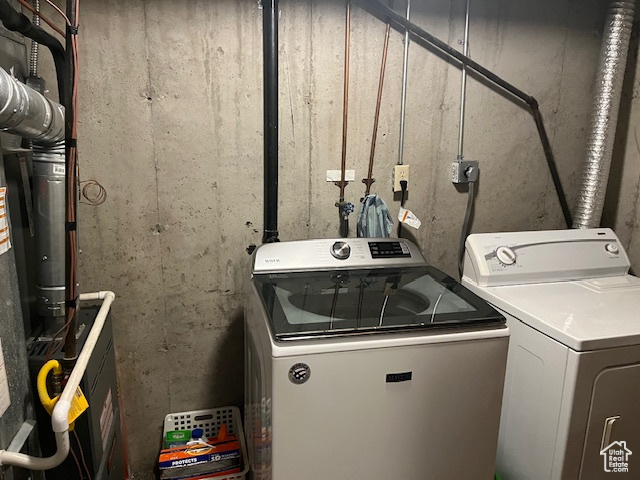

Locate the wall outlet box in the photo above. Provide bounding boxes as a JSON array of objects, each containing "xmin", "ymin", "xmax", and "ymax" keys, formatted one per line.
[
  {"xmin": 393, "ymin": 165, "xmax": 410, "ymax": 192},
  {"xmin": 451, "ymin": 160, "xmax": 479, "ymax": 184}
]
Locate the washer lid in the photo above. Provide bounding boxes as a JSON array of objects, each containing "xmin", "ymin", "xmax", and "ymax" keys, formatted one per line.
[
  {"xmin": 470, "ymin": 276, "xmax": 640, "ymax": 351},
  {"xmin": 253, "ymin": 266, "xmax": 505, "ymax": 340}
]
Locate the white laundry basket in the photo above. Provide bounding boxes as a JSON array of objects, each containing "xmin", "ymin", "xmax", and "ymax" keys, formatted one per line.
[{"xmin": 162, "ymin": 406, "xmax": 249, "ymax": 480}]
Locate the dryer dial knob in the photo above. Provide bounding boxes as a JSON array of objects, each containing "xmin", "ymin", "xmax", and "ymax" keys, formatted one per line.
[
  {"xmin": 496, "ymin": 246, "xmax": 517, "ymax": 266},
  {"xmin": 331, "ymin": 241, "xmax": 351, "ymax": 260}
]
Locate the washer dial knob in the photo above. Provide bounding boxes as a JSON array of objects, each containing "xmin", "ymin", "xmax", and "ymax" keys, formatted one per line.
[
  {"xmin": 331, "ymin": 241, "xmax": 351, "ymax": 260},
  {"xmin": 605, "ymin": 243, "xmax": 620, "ymax": 255},
  {"xmin": 496, "ymin": 246, "xmax": 517, "ymax": 266}
]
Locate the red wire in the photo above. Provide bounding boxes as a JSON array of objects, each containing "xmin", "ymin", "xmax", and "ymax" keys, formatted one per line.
[
  {"xmin": 40, "ymin": 3, "xmax": 81, "ymax": 368},
  {"xmin": 44, "ymin": 0, "xmax": 71, "ymax": 26},
  {"xmin": 66, "ymin": 0, "xmax": 80, "ymax": 351},
  {"xmin": 69, "ymin": 445, "xmax": 84, "ymax": 480},
  {"xmin": 73, "ymin": 430, "xmax": 93, "ymax": 480}
]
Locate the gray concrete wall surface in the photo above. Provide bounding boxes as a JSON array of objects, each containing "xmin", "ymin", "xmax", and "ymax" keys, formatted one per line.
[{"xmin": 32, "ymin": 0, "xmax": 611, "ymax": 477}]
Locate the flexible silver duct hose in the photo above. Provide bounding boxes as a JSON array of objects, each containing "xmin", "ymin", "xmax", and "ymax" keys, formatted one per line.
[
  {"xmin": 0, "ymin": 66, "xmax": 64, "ymax": 144},
  {"xmin": 33, "ymin": 141, "xmax": 66, "ymax": 317},
  {"xmin": 573, "ymin": 0, "xmax": 636, "ymax": 229},
  {"xmin": 30, "ymin": 0, "xmax": 40, "ymax": 77}
]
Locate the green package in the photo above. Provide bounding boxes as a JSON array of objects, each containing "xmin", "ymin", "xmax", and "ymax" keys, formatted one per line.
[{"xmin": 165, "ymin": 430, "xmax": 191, "ymax": 448}]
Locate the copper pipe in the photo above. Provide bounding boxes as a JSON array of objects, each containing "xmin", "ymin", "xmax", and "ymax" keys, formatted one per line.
[
  {"xmin": 364, "ymin": 19, "xmax": 392, "ymax": 196},
  {"xmin": 339, "ymin": 0, "xmax": 351, "ymax": 202},
  {"xmin": 15, "ymin": 0, "xmax": 64, "ymax": 37},
  {"xmin": 361, "ymin": 0, "xmax": 572, "ymax": 226}
]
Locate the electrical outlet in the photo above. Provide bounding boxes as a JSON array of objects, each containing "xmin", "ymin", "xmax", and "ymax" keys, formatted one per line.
[{"xmin": 393, "ymin": 165, "xmax": 410, "ymax": 192}]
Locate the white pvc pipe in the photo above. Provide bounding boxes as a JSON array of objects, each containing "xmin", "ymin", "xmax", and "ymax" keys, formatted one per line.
[{"xmin": 0, "ymin": 291, "xmax": 115, "ymax": 469}]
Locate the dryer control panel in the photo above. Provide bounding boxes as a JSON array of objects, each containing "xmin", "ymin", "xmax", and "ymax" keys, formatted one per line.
[
  {"xmin": 463, "ymin": 228, "xmax": 631, "ymax": 287},
  {"xmin": 253, "ymin": 238, "xmax": 426, "ymax": 273}
]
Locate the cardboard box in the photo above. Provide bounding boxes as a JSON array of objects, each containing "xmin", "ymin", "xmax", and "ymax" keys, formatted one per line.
[{"xmin": 158, "ymin": 437, "xmax": 241, "ymax": 480}]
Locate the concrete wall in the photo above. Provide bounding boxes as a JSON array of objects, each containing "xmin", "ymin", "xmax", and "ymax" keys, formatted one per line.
[{"xmin": 50, "ymin": 0, "xmax": 609, "ymax": 476}]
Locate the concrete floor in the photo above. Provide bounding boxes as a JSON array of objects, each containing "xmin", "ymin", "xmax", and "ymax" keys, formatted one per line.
[{"xmin": 32, "ymin": 0, "xmax": 640, "ymax": 476}]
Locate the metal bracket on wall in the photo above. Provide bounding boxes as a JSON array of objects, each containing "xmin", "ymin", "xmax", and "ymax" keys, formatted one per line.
[{"xmin": 333, "ymin": 180, "xmax": 350, "ymax": 190}]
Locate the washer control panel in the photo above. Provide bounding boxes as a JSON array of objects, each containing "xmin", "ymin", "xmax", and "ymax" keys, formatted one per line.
[
  {"xmin": 463, "ymin": 228, "xmax": 631, "ymax": 287},
  {"xmin": 253, "ymin": 238, "xmax": 425, "ymax": 273},
  {"xmin": 368, "ymin": 241, "xmax": 411, "ymax": 258}
]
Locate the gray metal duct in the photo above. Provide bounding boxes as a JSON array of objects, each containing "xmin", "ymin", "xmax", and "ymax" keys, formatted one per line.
[
  {"xmin": 32, "ymin": 142, "xmax": 66, "ymax": 317},
  {"xmin": 0, "ymin": 66, "xmax": 66, "ymax": 317},
  {"xmin": 573, "ymin": 0, "xmax": 636, "ymax": 229},
  {"xmin": 0, "ymin": 66, "xmax": 64, "ymax": 145}
]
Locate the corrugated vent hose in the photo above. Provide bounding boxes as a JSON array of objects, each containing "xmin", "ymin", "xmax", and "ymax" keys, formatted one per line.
[{"xmin": 573, "ymin": 0, "xmax": 636, "ymax": 229}]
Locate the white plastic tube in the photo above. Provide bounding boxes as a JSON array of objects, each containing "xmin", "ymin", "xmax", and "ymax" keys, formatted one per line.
[{"xmin": 0, "ymin": 291, "xmax": 115, "ymax": 470}]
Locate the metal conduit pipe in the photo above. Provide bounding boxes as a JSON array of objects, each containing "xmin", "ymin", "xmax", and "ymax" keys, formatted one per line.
[
  {"xmin": 0, "ymin": 66, "xmax": 65, "ymax": 144},
  {"xmin": 360, "ymin": 0, "xmax": 573, "ymax": 227},
  {"xmin": 397, "ymin": 0, "xmax": 410, "ymax": 166},
  {"xmin": 573, "ymin": 0, "xmax": 636, "ymax": 229},
  {"xmin": 457, "ymin": 0, "xmax": 470, "ymax": 160},
  {"xmin": 30, "ymin": 0, "xmax": 40, "ymax": 78}
]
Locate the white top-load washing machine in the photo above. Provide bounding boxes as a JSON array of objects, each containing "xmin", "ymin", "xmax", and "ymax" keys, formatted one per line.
[
  {"xmin": 463, "ymin": 228, "xmax": 640, "ymax": 479},
  {"xmin": 245, "ymin": 238, "xmax": 509, "ymax": 480}
]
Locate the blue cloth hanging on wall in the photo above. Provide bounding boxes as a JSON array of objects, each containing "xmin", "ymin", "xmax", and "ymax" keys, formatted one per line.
[{"xmin": 357, "ymin": 195, "xmax": 394, "ymax": 238}]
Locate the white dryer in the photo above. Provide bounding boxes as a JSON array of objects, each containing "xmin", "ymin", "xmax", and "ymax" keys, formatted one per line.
[
  {"xmin": 463, "ymin": 228, "xmax": 640, "ymax": 479},
  {"xmin": 245, "ymin": 238, "xmax": 509, "ymax": 480}
]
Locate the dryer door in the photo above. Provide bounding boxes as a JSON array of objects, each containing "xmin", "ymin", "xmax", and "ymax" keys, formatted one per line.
[
  {"xmin": 579, "ymin": 364, "xmax": 640, "ymax": 477},
  {"xmin": 556, "ymin": 346, "xmax": 640, "ymax": 479}
]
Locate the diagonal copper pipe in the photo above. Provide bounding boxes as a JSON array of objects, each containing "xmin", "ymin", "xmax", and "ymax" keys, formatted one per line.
[{"xmin": 364, "ymin": 19, "xmax": 392, "ymax": 196}]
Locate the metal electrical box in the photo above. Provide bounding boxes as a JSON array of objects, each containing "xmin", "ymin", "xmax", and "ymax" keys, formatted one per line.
[{"xmin": 27, "ymin": 307, "xmax": 124, "ymax": 480}]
